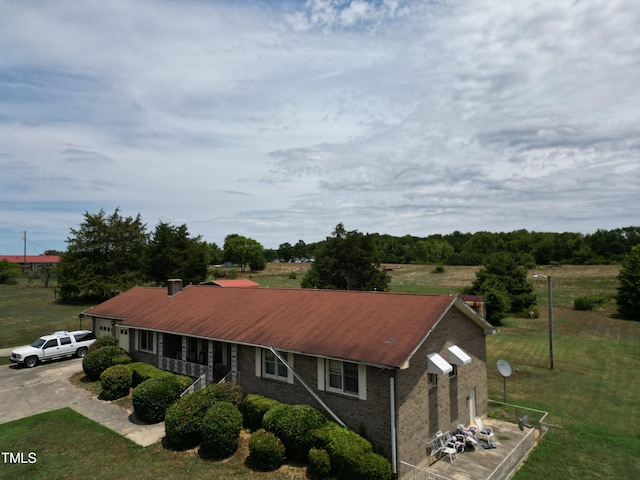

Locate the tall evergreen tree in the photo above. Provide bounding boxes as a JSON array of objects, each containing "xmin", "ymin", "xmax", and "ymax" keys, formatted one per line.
[
  {"xmin": 57, "ymin": 208, "xmax": 148, "ymax": 301},
  {"xmin": 301, "ymin": 223, "xmax": 390, "ymax": 291},
  {"xmin": 464, "ymin": 252, "xmax": 536, "ymax": 325},
  {"xmin": 617, "ymin": 244, "xmax": 640, "ymax": 320},
  {"xmin": 146, "ymin": 222, "xmax": 209, "ymax": 286}
]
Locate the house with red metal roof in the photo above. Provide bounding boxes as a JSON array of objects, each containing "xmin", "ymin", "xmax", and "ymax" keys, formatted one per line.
[
  {"xmin": 0, "ymin": 254, "xmax": 60, "ymax": 271},
  {"xmin": 80, "ymin": 279, "xmax": 495, "ymax": 471}
]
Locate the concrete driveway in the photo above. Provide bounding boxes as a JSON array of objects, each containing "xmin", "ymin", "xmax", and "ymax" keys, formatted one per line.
[{"xmin": 0, "ymin": 356, "xmax": 165, "ymax": 447}]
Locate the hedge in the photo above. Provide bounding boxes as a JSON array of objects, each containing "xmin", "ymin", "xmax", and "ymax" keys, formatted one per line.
[
  {"xmin": 313, "ymin": 422, "xmax": 391, "ymax": 480},
  {"xmin": 262, "ymin": 404, "xmax": 328, "ymax": 462},
  {"xmin": 200, "ymin": 402, "xmax": 243, "ymax": 460},
  {"xmin": 247, "ymin": 429, "xmax": 285, "ymax": 471},
  {"xmin": 241, "ymin": 394, "xmax": 283, "ymax": 430},
  {"xmin": 100, "ymin": 364, "xmax": 132, "ymax": 400},
  {"xmin": 164, "ymin": 383, "xmax": 242, "ymax": 450},
  {"xmin": 128, "ymin": 362, "xmax": 171, "ymax": 387},
  {"xmin": 82, "ymin": 346, "xmax": 130, "ymax": 380},
  {"xmin": 132, "ymin": 375, "xmax": 188, "ymax": 424}
]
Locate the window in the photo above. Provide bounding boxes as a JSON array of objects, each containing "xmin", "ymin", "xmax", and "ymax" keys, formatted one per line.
[
  {"xmin": 139, "ymin": 330, "xmax": 155, "ymax": 353},
  {"xmin": 59, "ymin": 337, "xmax": 71, "ymax": 346},
  {"xmin": 264, "ymin": 350, "xmax": 289, "ymax": 380},
  {"xmin": 188, "ymin": 337, "xmax": 208, "ymax": 365},
  {"xmin": 325, "ymin": 360, "xmax": 363, "ymax": 397},
  {"xmin": 256, "ymin": 348, "xmax": 293, "ymax": 383},
  {"xmin": 428, "ymin": 372, "xmax": 438, "ymax": 388},
  {"xmin": 449, "ymin": 364, "xmax": 458, "ymax": 378},
  {"xmin": 43, "ymin": 339, "xmax": 58, "ymax": 349}
]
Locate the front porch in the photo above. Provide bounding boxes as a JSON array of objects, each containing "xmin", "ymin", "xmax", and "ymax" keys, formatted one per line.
[{"xmin": 158, "ymin": 333, "xmax": 234, "ymax": 383}]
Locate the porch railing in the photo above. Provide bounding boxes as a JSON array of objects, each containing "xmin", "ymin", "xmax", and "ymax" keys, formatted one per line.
[{"xmin": 180, "ymin": 372, "xmax": 209, "ymax": 397}]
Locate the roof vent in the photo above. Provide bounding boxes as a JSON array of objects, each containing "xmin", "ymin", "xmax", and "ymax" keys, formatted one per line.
[{"xmin": 167, "ymin": 279, "xmax": 183, "ymax": 296}]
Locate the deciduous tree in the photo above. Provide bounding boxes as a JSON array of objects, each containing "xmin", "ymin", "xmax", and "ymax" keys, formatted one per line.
[{"xmin": 223, "ymin": 234, "xmax": 266, "ymax": 272}]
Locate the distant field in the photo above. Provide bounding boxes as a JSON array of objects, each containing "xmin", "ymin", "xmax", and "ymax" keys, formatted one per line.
[{"xmin": 1, "ymin": 264, "xmax": 638, "ymax": 479}]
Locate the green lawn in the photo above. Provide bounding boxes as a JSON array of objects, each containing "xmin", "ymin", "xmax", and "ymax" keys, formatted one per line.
[
  {"xmin": 0, "ymin": 280, "xmax": 93, "ymax": 349},
  {"xmin": 1, "ymin": 265, "xmax": 639, "ymax": 479}
]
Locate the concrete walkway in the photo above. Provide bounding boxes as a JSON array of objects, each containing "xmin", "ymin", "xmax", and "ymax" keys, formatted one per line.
[{"xmin": 0, "ymin": 352, "xmax": 165, "ymax": 447}]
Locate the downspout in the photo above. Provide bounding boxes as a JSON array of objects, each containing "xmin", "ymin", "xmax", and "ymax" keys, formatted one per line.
[
  {"xmin": 390, "ymin": 376, "xmax": 398, "ymax": 479},
  {"xmin": 269, "ymin": 347, "xmax": 346, "ymax": 427}
]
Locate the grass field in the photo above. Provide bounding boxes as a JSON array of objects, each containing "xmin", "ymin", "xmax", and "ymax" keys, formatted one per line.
[{"xmin": 1, "ymin": 264, "xmax": 639, "ymax": 479}]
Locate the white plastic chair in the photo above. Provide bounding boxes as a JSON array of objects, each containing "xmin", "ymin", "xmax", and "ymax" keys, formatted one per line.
[{"xmin": 475, "ymin": 416, "xmax": 495, "ymax": 445}]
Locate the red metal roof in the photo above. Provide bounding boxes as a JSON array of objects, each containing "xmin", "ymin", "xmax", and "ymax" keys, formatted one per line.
[
  {"xmin": 0, "ymin": 255, "xmax": 60, "ymax": 263},
  {"xmin": 82, "ymin": 286, "xmax": 489, "ymax": 368},
  {"xmin": 209, "ymin": 279, "xmax": 260, "ymax": 288}
]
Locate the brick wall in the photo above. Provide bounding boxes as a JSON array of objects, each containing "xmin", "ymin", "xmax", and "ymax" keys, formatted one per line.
[
  {"xmin": 236, "ymin": 344, "xmax": 395, "ymax": 458},
  {"xmin": 394, "ymin": 308, "xmax": 489, "ymax": 466}
]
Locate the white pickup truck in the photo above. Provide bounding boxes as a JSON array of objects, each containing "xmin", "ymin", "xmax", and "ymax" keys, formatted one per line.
[{"xmin": 10, "ymin": 330, "xmax": 96, "ymax": 368}]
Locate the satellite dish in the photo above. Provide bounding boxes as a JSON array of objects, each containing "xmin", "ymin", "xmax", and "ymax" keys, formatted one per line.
[{"xmin": 497, "ymin": 359, "xmax": 512, "ymax": 378}]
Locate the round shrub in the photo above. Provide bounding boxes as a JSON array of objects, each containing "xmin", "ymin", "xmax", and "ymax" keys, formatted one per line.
[
  {"xmin": 112, "ymin": 355, "xmax": 132, "ymax": 366},
  {"xmin": 100, "ymin": 364, "xmax": 132, "ymax": 400},
  {"xmin": 82, "ymin": 346, "xmax": 129, "ymax": 380},
  {"xmin": 312, "ymin": 422, "xmax": 392, "ymax": 480},
  {"xmin": 132, "ymin": 375, "xmax": 185, "ymax": 424},
  {"xmin": 262, "ymin": 404, "xmax": 328, "ymax": 462},
  {"xmin": 308, "ymin": 448, "xmax": 331, "ymax": 479},
  {"xmin": 241, "ymin": 394, "xmax": 283, "ymax": 430},
  {"xmin": 165, "ymin": 389, "xmax": 220, "ymax": 450},
  {"xmin": 197, "ymin": 382, "xmax": 243, "ymax": 407},
  {"xmin": 200, "ymin": 402, "xmax": 243, "ymax": 460},
  {"xmin": 88, "ymin": 335, "xmax": 118, "ymax": 352},
  {"xmin": 248, "ymin": 429, "xmax": 285, "ymax": 471}
]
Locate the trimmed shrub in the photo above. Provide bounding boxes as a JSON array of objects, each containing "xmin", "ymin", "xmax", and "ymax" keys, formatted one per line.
[
  {"xmin": 112, "ymin": 355, "xmax": 132, "ymax": 366},
  {"xmin": 88, "ymin": 335, "xmax": 118, "ymax": 352},
  {"xmin": 132, "ymin": 375, "xmax": 185, "ymax": 424},
  {"xmin": 312, "ymin": 422, "xmax": 391, "ymax": 480},
  {"xmin": 100, "ymin": 364, "xmax": 132, "ymax": 400},
  {"xmin": 127, "ymin": 362, "xmax": 191, "ymax": 388},
  {"xmin": 165, "ymin": 390, "xmax": 215, "ymax": 450},
  {"xmin": 200, "ymin": 402, "xmax": 243, "ymax": 460},
  {"xmin": 247, "ymin": 429, "xmax": 285, "ymax": 471},
  {"xmin": 262, "ymin": 404, "xmax": 328, "ymax": 462},
  {"xmin": 203, "ymin": 382, "xmax": 243, "ymax": 407},
  {"xmin": 82, "ymin": 346, "xmax": 129, "ymax": 380},
  {"xmin": 164, "ymin": 383, "xmax": 241, "ymax": 450},
  {"xmin": 308, "ymin": 448, "xmax": 331, "ymax": 479},
  {"xmin": 241, "ymin": 394, "xmax": 283, "ymax": 430}
]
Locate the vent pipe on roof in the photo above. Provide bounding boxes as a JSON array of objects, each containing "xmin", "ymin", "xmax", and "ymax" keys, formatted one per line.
[{"xmin": 167, "ymin": 279, "xmax": 183, "ymax": 296}]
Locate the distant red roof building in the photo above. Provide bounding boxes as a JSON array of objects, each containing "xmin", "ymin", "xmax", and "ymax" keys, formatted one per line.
[
  {"xmin": 199, "ymin": 279, "xmax": 260, "ymax": 288},
  {"xmin": 0, "ymin": 255, "xmax": 60, "ymax": 271}
]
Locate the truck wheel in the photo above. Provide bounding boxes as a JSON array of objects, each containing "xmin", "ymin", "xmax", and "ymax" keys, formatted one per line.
[
  {"xmin": 76, "ymin": 347, "xmax": 88, "ymax": 358},
  {"xmin": 25, "ymin": 356, "xmax": 38, "ymax": 368}
]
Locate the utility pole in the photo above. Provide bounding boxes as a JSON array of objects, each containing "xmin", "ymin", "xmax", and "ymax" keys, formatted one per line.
[{"xmin": 22, "ymin": 230, "xmax": 27, "ymax": 272}]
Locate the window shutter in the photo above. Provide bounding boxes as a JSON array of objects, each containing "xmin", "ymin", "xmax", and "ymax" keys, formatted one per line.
[
  {"xmin": 317, "ymin": 358, "xmax": 325, "ymax": 391},
  {"xmin": 358, "ymin": 364, "xmax": 367, "ymax": 401},
  {"xmin": 255, "ymin": 348, "xmax": 261, "ymax": 377},
  {"xmin": 287, "ymin": 354, "xmax": 295, "ymax": 384}
]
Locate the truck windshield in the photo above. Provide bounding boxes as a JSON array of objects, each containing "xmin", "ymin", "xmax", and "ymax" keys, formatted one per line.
[{"xmin": 31, "ymin": 338, "xmax": 46, "ymax": 348}]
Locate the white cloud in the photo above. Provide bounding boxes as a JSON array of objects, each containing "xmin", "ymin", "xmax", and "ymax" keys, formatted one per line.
[{"xmin": 0, "ymin": 0, "xmax": 639, "ymax": 253}]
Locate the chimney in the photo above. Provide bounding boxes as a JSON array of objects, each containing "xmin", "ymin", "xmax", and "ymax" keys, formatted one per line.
[{"xmin": 167, "ymin": 279, "xmax": 183, "ymax": 296}]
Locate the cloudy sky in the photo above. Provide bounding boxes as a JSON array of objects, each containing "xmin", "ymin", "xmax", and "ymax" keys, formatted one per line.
[{"xmin": 1, "ymin": 0, "xmax": 639, "ymax": 253}]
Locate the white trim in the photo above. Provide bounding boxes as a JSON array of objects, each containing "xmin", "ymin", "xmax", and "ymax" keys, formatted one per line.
[
  {"xmin": 255, "ymin": 348, "xmax": 261, "ymax": 377},
  {"xmin": 358, "ymin": 364, "xmax": 367, "ymax": 401},
  {"xmin": 448, "ymin": 345, "xmax": 472, "ymax": 366},
  {"xmin": 317, "ymin": 358, "xmax": 325, "ymax": 390},
  {"xmin": 427, "ymin": 352, "xmax": 452, "ymax": 375}
]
